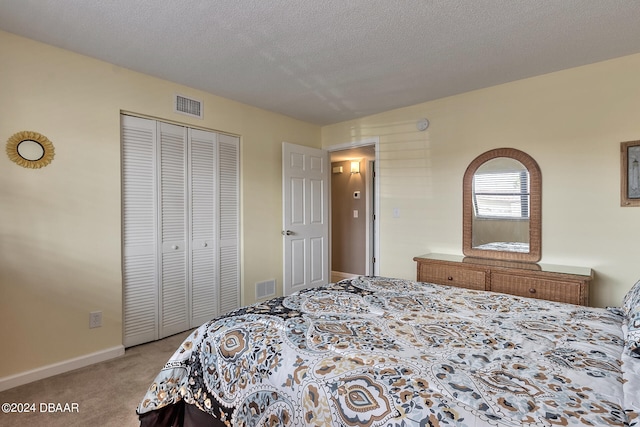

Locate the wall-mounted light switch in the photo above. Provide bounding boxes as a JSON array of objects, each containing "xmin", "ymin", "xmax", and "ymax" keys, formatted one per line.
[{"xmin": 353, "ymin": 210, "xmax": 359, "ymax": 218}]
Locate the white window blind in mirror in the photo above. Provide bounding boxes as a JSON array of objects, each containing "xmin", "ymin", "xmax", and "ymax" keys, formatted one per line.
[{"xmin": 473, "ymin": 171, "xmax": 530, "ymax": 219}]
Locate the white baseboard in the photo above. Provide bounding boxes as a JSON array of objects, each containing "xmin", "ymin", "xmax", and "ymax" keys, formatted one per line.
[{"xmin": 0, "ymin": 345, "xmax": 125, "ymax": 392}]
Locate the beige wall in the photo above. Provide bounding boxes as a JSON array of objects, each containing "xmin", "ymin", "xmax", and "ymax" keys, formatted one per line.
[
  {"xmin": 322, "ymin": 53, "xmax": 640, "ymax": 308},
  {"xmin": 0, "ymin": 31, "xmax": 320, "ymax": 378}
]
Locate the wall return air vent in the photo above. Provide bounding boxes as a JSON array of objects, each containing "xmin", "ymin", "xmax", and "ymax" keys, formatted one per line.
[
  {"xmin": 174, "ymin": 94, "xmax": 203, "ymax": 119},
  {"xmin": 255, "ymin": 279, "xmax": 276, "ymax": 300}
]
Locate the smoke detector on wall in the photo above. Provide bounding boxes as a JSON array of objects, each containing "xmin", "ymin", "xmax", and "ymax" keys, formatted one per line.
[{"xmin": 416, "ymin": 118, "xmax": 429, "ymax": 131}]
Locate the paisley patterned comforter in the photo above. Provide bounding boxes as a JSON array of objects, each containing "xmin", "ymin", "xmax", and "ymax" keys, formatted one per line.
[{"xmin": 137, "ymin": 276, "xmax": 640, "ymax": 426}]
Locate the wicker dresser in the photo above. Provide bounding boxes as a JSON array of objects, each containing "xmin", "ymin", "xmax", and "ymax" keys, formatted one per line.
[{"xmin": 413, "ymin": 253, "xmax": 593, "ymax": 306}]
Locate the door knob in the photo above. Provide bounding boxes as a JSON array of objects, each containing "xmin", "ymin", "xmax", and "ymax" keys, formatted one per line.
[{"xmin": 282, "ymin": 230, "xmax": 293, "ymax": 236}]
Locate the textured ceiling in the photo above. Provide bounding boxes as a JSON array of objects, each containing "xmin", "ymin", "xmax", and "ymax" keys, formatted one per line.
[{"xmin": 2, "ymin": 1, "xmax": 640, "ymax": 125}]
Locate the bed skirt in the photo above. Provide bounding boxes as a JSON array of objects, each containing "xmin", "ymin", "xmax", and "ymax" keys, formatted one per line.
[{"xmin": 138, "ymin": 400, "xmax": 225, "ymax": 427}]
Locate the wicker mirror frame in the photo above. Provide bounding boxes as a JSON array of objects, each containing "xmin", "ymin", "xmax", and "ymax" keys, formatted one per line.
[
  {"xmin": 463, "ymin": 148, "xmax": 542, "ymax": 262},
  {"xmin": 6, "ymin": 131, "xmax": 55, "ymax": 169}
]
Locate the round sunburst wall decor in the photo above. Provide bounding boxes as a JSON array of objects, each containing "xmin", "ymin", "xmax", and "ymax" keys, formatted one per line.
[{"xmin": 6, "ymin": 131, "xmax": 55, "ymax": 169}]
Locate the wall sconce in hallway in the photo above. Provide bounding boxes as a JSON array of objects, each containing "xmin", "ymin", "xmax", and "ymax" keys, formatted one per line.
[{"xmin": 350, "ymin": 161, "xmax": 360, "ymax": 174}]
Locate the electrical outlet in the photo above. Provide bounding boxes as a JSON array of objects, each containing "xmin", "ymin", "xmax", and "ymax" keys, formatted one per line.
[{"xmin": 89, "ymin": 311, "xmax": 102, "ymax": 328}]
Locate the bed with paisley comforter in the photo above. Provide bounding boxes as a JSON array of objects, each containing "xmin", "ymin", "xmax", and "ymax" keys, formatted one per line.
[{"xmin": 137, "ymin": 276, "xmax": 640, "ymax": 427}]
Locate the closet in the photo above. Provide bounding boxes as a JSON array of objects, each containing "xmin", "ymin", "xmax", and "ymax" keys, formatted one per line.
[{"xmin": 121, "ymin": 115, "xmax": 239, "ymax": 347}]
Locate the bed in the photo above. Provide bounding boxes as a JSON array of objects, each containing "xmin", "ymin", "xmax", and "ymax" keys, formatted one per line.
[{"xmin": 137, "ymin": 276, "xmax": 640, "ymax": 426}]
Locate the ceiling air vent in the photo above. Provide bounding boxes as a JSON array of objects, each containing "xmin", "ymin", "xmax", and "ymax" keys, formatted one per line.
[{"xmin": 174, "ymin": 94, "xmax": 203, "ymax": 119}]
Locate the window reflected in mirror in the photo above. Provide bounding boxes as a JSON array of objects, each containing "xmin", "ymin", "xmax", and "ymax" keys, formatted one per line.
[
  {"xmin": 472, "ymin": 157, "xmax": 530, "ymax": 253},
  {"xmin": 463, "ymin": 148, "xmax": 541, "ymax": 262}
]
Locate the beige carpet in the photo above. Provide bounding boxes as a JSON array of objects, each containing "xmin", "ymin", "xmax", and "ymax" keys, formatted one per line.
[{"xmin": 0, "ymin": 329, "xmax": 193, "ymax": 427}]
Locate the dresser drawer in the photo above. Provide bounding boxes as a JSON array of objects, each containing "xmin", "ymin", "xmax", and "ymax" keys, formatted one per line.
[
  {"xmin": 491, "ymin": 273, "xmax": 583, "ymax": 305},
  {"xmin": 414, "ymin": 254, "xmax": 592, "ymax": 306},
  {"xmin": 419, "ymin": 264, "xmax": 487, "ymax": 290}
]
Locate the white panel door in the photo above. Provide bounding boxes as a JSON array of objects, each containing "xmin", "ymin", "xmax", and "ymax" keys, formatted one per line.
[
  {"xmin": 158, "ymin": 122, "xmax": 189, "ymax": 338},
  {"xmin": 282, "ymin": 142, "xmax": 329, "ymax": 295}
]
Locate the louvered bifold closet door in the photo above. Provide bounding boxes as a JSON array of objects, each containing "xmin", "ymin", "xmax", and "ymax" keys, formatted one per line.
[
  {"xmin": 189, "ymin": 129, "xmax": 218, "ymax": 326},
  {"xmin": 122, "ymin": 116, "xmax": 159, "ymax": 347},
  {"xmin": 158, "ymin": 122, "xmax": 190, "ymax": 338},
  {"xmin": 123, "ymin": 115, "xmax": 240, "ymax": 347},
  {"xmin": 218, "ymin": 134, "xmax": 240, "ymax": 315}
]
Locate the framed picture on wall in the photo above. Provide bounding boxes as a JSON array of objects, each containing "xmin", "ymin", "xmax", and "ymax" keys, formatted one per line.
[{"xmin": 621, "ymin": 140, "xmax": 640, "ymax": 207}]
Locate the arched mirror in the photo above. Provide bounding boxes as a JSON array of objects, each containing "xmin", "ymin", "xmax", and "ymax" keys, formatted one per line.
[{"xmin": 463, "ymin": 148, "xmax": 541, "ymax": 262}]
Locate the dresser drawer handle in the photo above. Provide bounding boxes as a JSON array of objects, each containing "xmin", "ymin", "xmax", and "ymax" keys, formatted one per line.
[
  {"xmin": 529, "ymin": 288, "xmax": 536, "ymax": 294},
  {"xmin": 447, "ymin": 276, "xmax": 453, "ymax": 281}
]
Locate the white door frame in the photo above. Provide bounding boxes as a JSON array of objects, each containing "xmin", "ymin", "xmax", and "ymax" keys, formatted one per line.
[{"xmin": 327, "ymin": 137, "xmax": 380, "ymax": 276}]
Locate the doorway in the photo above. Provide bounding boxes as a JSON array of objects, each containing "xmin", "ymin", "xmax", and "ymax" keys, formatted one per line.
[{"xmin": 328, "ymin": 138, "xmax": 379, "ymax": 282}]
